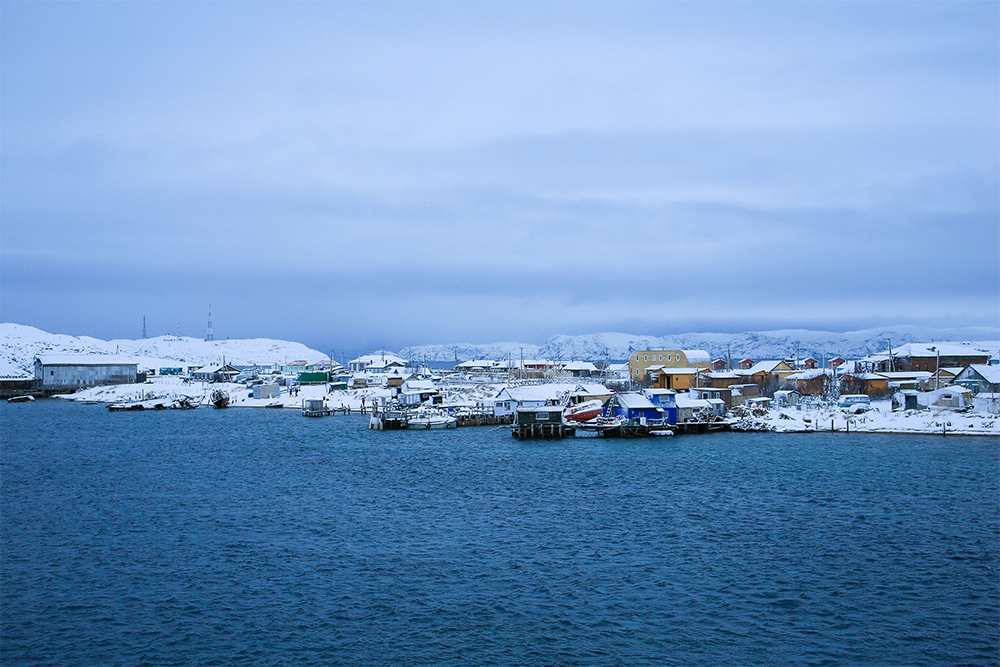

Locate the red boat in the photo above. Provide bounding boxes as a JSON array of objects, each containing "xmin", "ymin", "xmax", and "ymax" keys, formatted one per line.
[{"xmin": 563, "ymin": 399, "xmax": 604, "ymax": 422}]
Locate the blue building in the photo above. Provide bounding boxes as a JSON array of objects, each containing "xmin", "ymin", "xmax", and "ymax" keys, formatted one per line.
[{"xmin": 606, "ymin": 392, "xmax": 670, "ymax": 423}]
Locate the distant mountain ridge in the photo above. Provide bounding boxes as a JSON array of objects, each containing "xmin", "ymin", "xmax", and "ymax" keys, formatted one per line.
[{"xmin": 400, "ymin": 326, "xmax": 1000, "ymax": 364}]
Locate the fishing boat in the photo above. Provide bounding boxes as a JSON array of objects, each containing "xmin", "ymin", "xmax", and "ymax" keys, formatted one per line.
[
  {"xmin": 6, "ymin": 395, "xmax": 35, "ymax": 403},
  {"xmin": 563, "ymin": 399, "xmax": 604, "ymax": 422},
  {"xmin": 211, "ymin": 389, "xmax": 230, "ymax": 409}
]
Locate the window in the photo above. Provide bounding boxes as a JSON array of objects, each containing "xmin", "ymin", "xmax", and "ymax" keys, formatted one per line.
[
  {"xmin": 658, "ymin": 355, "xmax": 662, "ymax": 361},
  {"xmin": 644, "ymin": 355, "xmax": 648, "ymax": 361}
]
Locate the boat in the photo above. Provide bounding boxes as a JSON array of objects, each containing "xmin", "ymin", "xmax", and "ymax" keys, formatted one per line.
[
  {"xmin": 563, "ymin": 399, "xmax": 604, "ymax": 422},
  {"xmin": 6, "ymin": 395, "xmax": 35, "ymax": 403},
  {"xmin": 407, "ymin": 409, "xmax": 458, "ymax": 429},
  {"xmin": 108, "ymin": 395, "xmax": 199, "ymax": 411},
  {"xmin": 211, "ymin": 389, "xmax": 230, "ymax": 409}
]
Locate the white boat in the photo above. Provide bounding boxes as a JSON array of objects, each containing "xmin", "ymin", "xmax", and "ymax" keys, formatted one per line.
[
  {"xmin": 407, "ymin": 409, "xmax": 458, "ymax": 429},
  {"xmin": 6, "ymin": 395, "xmax": 35, "ymax": 403}
]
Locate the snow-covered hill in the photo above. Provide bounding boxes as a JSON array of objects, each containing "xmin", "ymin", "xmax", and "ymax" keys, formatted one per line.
[
  {"xmin": 0, "ymin": 324, "xmax": 329, "ymax": 377},
  {"xmin": 401, "ymin": 326, "xmax": 1000, "ymax": 363},
  {"xmin": 4, "ymin": 323, "xmax": 997, "ymax": 377}
]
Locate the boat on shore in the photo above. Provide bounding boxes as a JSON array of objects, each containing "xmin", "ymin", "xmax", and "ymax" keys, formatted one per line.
[
  {"xmin": 211, "ymin": 390, "xmax": 230, "ymax": 409},
  {"xmin": 108, "ymin": 395, "xmax": 199, "ymax": 411}
]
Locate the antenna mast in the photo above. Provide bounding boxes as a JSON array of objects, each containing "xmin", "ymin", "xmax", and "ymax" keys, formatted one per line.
[{"xmin": 206, "ymin": 304, "xmax": 214, "ymax": 341}]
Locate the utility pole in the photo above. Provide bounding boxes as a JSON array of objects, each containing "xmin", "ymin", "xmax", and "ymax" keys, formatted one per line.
[{"xmin": 142, "ymin": 316, "xmax": 147, "ymax": 339}]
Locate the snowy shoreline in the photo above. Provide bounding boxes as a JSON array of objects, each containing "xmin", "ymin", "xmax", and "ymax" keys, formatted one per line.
[{"xmin": 42, "ymin": 377, "xmax": 999, "ymax": 437}]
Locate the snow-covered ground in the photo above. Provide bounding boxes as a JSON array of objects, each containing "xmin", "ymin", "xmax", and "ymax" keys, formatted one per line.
[
  {"xmin": 58, "ymin": 376, "xmax": 507, "ymax": 412},
  {"xmin": 736, "ymin": 399, "xmax": 998, "ymax": 436}
]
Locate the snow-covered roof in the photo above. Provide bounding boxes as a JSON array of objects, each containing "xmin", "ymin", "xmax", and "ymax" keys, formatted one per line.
[
  {"xmin": 615, "ymin": 392, "xmax": 657, "ymax": 409},
  {"xmin": 881, "ymin": 343, "xmax": 992, "ymax": 359},
  {"xmin": 744, "ymin": 360, "xmax": 788, "ymax": 375},
  {"xmin": 562, "ymin": 361, "xmax": 598, "ymax": 372},
  {"xmin": 402, "ymin": 380, "xmax": 437, "ymax": 392},
  {"xmin": 496, "ymin": 383, "xmax": 578, "ymax": 402},
  {"xmin": 960, "ymin": 364, "xmax": 1000, "ymax": 384},
  {"xmin": 570, "ymin": 383, "xmax": 612, "ymax": 397},
  {"xmin": 681, "ymin": 350, "xmax": 711, "ymax": 365},
  {"xmin": 880, "ymin": 371, "xmax": 932, "ymax": 380},
  {"xmin": 786, "ymin": 369, "xmax": 832, "ymax": 381},
  {"xmin": 455, "ymin": 359, "xmax": 496, "ymax": 369},
  {"xmin": 350, "ymin": 353, "xmax": 407, "ymax": 366},
  {"xmin": 35, "ymin": 354, "xmax": 137, "ymax": 366},
  {"xmin": 648, "ymin": 366, "xmax": 701, "ymax": 375},
  {"xmin": 675, "ymin": 393, "xmax": 711, "ymax": 408}
]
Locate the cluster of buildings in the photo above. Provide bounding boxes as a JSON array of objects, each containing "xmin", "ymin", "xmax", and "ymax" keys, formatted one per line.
[{"xmin": 4, "ymin": 342, "xmax": 996, "ymax": 417}]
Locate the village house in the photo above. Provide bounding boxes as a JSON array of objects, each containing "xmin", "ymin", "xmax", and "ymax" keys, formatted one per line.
[
  {"xmin": 952, "ymin": 365, "xmax": 1000, "ymax": 395},
  {"xmin": 191, "ymin": 363, "xmax": 243, "ymax": 383},
  {"xmin": 919, "ymin": 367, "xmax": 963, "ymax": 391},
  {"xmin": 800, "ymin": 357, "xmax": 819, "ymax": 370},
  {"xmin": 689, "ymin": 386, "xmax": 734, "ymax": 408},
  {"xmin": 454, "ymin": 359, "xmax": 497, "ymax": 372},
  {"xmin": 868, "ymin": 343, "xmax": 991, "ymax": 373},
  {"xmin": 738, "ymin": 358, "xmax": 755, "ymax": 370},
  {"xmin": 729, "ymin": 383, "xmax": 760, "ymax": 405},
  {"xmin": 561, "ymin": 360, "xmax": 599, "ymax": 377},
  {"xmin": 839, "ymin": 372, "xmax": 891, "ymax": 398},
  {"xmin": 628, "ymin": 349, "xmax": 710, "ymax": 382},
  {"xmin": 784, "ymin": 369, "xmax": 833, "ymax": 395},
  {"xmin": 675, "ymin": 392, "xmax": 725, "ymax": 421},
  {"xmin": 827, "ymin": 357, "xmax": 846, "ymax": 370},
  {"xmin": 738, "ymin": 360, "xmax": 796, "ymax": 392},
  {"xmin": 399, "ymin": 379, "xmax": 441, "ymax": 406},
  {"xmin": 493, "ymin": 383, "xmax": 572, "ymax": 417},
  {"xmin": 698, "ymin": 371, "xmax": 742, "ymax": 389},
  {"xmin": 641, "ymin": 388, "xmax": 678, "ymax": 423},
  {"xmin": 348, "ymin": 353, "xmax": 407, "ymax": 373},
  {"xmin": 711, "ymin": 358, "xmax": 728, "ymax": 371},
  {"xmin": 648, "ymin": 367, "xmax": 702, "ymax": 391}
]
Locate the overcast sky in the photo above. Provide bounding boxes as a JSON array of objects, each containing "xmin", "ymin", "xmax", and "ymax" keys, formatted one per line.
[{"xmin": 2, "ymin": 1, "xmax": 997, "ymax": 354}]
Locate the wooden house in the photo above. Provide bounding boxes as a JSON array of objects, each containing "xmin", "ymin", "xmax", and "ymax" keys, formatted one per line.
[{"xmin": 839, "ymin": 372, "xmax": 890, "ymax": 398}]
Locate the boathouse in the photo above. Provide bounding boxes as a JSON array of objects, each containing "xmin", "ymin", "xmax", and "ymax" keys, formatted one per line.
[{"xmin": 511, "ymin": 406, "xmax": 574, "ymax": 440}]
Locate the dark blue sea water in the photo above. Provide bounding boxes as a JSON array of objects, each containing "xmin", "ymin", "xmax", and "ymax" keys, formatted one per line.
[{"xmin": 2, "ymin": 399, "xmax": 997, "ymax": 666}]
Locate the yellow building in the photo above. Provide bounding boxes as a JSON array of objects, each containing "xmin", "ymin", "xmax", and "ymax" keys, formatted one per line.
[{"xmin": 628, "ymin": 350, "xmax": 710, "ymax": 382}]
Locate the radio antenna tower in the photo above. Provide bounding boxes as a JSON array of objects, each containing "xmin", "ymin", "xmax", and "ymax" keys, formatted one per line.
[
  {"xmin": 142, "ymin": 315, "xmax": 147, "ymax": 339},
  {"xmin": 206, "ymin": 304, "xmax": 214, "ymax": 341}
]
